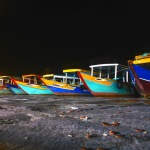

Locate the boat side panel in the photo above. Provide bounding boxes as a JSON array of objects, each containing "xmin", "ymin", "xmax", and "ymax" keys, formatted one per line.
[
  {"xmin": 79, "ymin": 72, "xmax": 133, "ymax": 96},
  {"xmin": 47, "ymin": 85, "xmax": 91, "ymax": 95},
  {"xmin": 6, "ymin": 83, "xmax": 27, "ymax": 95},
  {"xmin": 133, "ymin": 65, "xmax": 150, "ymax": 81},
  {"xmin": 42, "ymin": 77, "xmax": 91, "ymax": 95},
  {"xmin": 15, "ymin": 81, "xmax": 53, "ymax": 95}
]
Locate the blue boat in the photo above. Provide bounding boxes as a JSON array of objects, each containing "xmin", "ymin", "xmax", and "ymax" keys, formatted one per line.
[
  {"xmin": 128, "ymin": 52, "xmax": 150, "ymax": 97},
  {"xmin": 41, "ymin": 69, "xmax": 92, "ymax": 96}
]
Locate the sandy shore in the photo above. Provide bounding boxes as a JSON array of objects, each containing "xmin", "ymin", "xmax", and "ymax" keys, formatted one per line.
[{"xmin": 0, "ymin": 95, "xmax": 150, "ymax": 150}]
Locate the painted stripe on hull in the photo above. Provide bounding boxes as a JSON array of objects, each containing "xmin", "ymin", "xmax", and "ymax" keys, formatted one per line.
[
  {"xmin": 10, "ymin": 87, "xmax": 26, "ymax": 95},
  {"xmin": 47, "ymin": 85, "xmax": 92, "ymax": 96},
  {"xmin": 78, "ymin": 72, "xmax": 133, "ymax": 97},
  {"xmin": 6, "ymin": 83, "xmax": 27, "ymax": 95},
  {"xmin": 133, "ymin": 65, "xmax": 150, "ymax": 81},
  {"xmin": 18, "ymin": 84, "xmax": 53, "ymax": 95},
  {"xmin": 84, "ymin": 79, "xmax": 132, "ymax": 94}
]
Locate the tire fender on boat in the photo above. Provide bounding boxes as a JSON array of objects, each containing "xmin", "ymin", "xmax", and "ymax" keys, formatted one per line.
[{"xmin": 116, "ymin": 79, "xmax": 123, "ymax": 89}]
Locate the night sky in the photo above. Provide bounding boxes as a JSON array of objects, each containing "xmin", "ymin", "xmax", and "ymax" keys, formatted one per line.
[{"xmin": 0, "ymin": 1, "xmax": 149, "ymax": 76}]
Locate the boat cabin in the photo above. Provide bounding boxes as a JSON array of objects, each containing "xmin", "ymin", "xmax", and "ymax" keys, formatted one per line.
[
  {"xmin": 0, "ymin": 76, "xmax": 13, "ymax": 86},
  {"xmin": 43, "ymin": 73, "xmax": 81, "ymax": 85},
  {"xmin": 22, "ymin": 74, "xmax": 44, "ymax": 85},
  {"xmin": 89, "ymin": 63, "xmax": 130, "ymax": 82}
]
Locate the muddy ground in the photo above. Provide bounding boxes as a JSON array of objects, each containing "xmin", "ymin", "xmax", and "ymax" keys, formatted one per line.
[{"xmin": 0, "ymin": 95, "xmax": 150, "ymax": 150}]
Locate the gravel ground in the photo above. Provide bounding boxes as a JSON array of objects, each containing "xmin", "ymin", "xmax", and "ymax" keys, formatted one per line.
[{"xmin": 0, "ymin": 95, "xmax": 150, "ymax": 150}]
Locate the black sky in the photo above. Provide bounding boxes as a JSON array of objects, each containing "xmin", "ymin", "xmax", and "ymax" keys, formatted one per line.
[{"xmin": 0, "ymin": 1, "xmax": 150, "ymax": 76}]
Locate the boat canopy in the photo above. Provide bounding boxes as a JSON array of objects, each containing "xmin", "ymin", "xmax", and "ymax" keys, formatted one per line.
[
  {"xmin": 42, "ymin": 74, "xmax": 54, "ymax": 78},
  {"xmin": 89, "ymin": 63, "xmax": 129, "ymax": 81},
  {"xmin": 63, "ymin": 69, "xmax": 89, "ymax": 73},
  {"xmin": 43, "ymin": 73, "xmax": 81, "ymax": 84},
  {"xmin": 0, "ymin": 76, "xmax": 12, "ymax": 86},
  {"xmin": 63, "ymin": 69, "xmax": 89, "ymax": 85},
  {"xmin": 22, "ymin": 74, "xmax": 38, "ymax": 78},
  {"xmin": 22, "ymin": 74, "xmax": 42, "ymax": 85},
  {"xmin": 0, "ymin": 76, "xmax": 11, "ymax": 79}
]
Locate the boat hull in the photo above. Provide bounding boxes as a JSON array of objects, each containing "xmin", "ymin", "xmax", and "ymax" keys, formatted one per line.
[
  {"xmin": 15, "ymin": 81, "xmax": 54, "ymax": 95},
  {"xmin": 47, "ymin": 85, "xmax": 92, "ymax": 96},
  {"xmin": 128, "ymin": 62, "xmax": 150, "ymax": 97},
  {"xmin": 41, "ymin": 77, "xmax": 92, "ymax": 96},
  {"xmin": 6, "ymin": 83, "xmax": 27, "ymax": 95},
  {"xmin": 77, "ymin": 72, "xmax": 133, "ymax": 97}
]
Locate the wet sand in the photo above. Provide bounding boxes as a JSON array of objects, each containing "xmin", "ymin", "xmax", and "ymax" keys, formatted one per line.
[{"xmin": 0, "ymin": 95, "xmax": 150, "ymax": 150}]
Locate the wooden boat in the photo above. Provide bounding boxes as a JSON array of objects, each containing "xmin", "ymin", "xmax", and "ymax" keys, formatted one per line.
[
  {"xmin": 77, "ymin": 63, "xmax": 134, "ymax": 97},
  {"xmin": 128, "ymin": 52, "xmax": 150, "ymax": 97},
  {"xmin": 11, "ymin": 74, "xmax": 54, "ymax": 95},
  {"xmin": 0, "ymin": 76, "xmax": 12, "ymax": 94},
  {"xmin": 5, "ymin": 76, "xmax": 27, "ymax": 95},
  {"xmin": 41, "ymin": 69, "xmax": 92, "ymax": 96}
]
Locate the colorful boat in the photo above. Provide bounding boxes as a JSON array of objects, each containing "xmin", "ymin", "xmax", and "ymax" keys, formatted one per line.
[
  {"xmin": 128, "ymin": 52, "xmax": 150, "ymax": 97},
  {"xmin": 11, "ymin": 74, "xmax": 54, "ymax": 95},
  {"xmin": 41, "ymin": 69, "xmax": 92, "ymax": 96},
  {"xmin": 0, "ymin": 76, "xmax": 12, "ymax": 94},
  {"xmin": 77, "ymin": 63, "xmax": 134, "ymax": 97}
]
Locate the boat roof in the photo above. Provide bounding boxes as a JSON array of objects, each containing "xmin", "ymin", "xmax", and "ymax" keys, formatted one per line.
[
  {"xmin": 89, "ymin": 63, "xmax": 119, "ymax": 68},
  {"xmin": 63, "ymin": 69, "xmax": 83, "ymax": 73},
  {"xmin": 89, "ymin": 63, "xmax": 127, "ymax": 68},
  {"xmin": 133, "ymin": 53, "xmax": 150, "ymax": 64},
  {"xmin": 43, "ymin": 74, "xmax": 80, "ymax": 79},
  {"xmin": 22, "ymin": 74, "xmax": 38, "ymax": 78},
  {"xmin": 0, "ymin": 76, "xmax": 11, "ymax": 79},
  {"xmin": 43, "ymin": 74, "xmax": 54, "ymax": 78},
  {"xmin": 89, "ymin": 63, "xmax": 128, "ymax": 73},
  {"xmin": 63, "ymin": 69, "xmax": 90, "ymax": 73}
]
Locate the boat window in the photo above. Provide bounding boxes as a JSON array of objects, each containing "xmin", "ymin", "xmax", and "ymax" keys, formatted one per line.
[
  {"xmin": 44, "ymin": 77, "xmax": 53, "ymax": 80},
  {"xmin": 67, "ymin": 79, "xmax": 73, "ymax": 84},
  {"xmin": 92, "ymin": 65, "xmax": 129, "ymax": 80},
  {"xmin": 24, "ymin": 77, "xmax": 38, "ymax": 84},
  {"xmin": 75, "ymin": 79, "xmax": 80, "ymax": 85},
  {"xmin": 55, "ymin": 77, "xmax": 63, "ymax": 82},
  {"xmin": 4, "ymin": 79, "xmax": 10, "ymax": 83}
]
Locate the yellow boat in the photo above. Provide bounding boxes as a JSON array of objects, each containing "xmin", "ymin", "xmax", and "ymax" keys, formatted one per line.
[{"xmin": 41, "ymin": 69, "xmax": 92, "ymax": 96}]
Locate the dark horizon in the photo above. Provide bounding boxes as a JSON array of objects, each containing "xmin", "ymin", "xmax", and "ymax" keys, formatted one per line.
[{"xmin": 0, "ymin": 2, "xmax": 149, "ymax": 76}]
